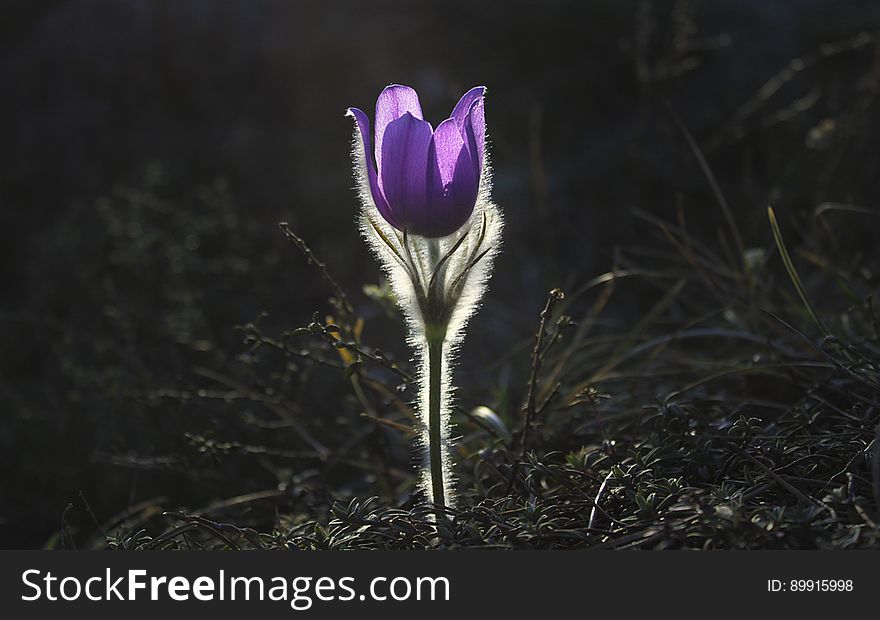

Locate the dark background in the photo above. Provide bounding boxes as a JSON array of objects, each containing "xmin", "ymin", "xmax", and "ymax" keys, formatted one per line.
[{"xmin": 2, "ymin": 0, "xmax": 879, "ymax": 549}]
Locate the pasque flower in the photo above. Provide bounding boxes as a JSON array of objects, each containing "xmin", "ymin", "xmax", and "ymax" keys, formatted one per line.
[
  {"xmin": 348, "ymin": 84, "xmax": 503, "ymax": 519},
  {"xmin": 348, "ymin": 84, "xmax": 486, "ymax": 238}
]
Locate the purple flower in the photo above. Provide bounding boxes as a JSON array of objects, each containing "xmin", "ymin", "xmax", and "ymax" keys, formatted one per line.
[{"xmin": 348, "ymin": 84, "xmax": 486, "ymax": 238}]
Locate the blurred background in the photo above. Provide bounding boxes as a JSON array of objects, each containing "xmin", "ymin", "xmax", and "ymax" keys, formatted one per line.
[{"xmin": 2, "ymin": 0, "xmax": 879, "ymax": 549}]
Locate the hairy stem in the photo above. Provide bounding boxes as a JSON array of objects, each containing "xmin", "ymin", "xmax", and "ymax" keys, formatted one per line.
[{"xmin": 426, "ymin": 327, "xmax": 447, "ymax": 516}]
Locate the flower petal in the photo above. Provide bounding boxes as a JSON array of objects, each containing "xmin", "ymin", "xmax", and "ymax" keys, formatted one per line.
[
  {"xmin": 346, "ymin": 107, "xmax": 397, "ymax": 227},
  {"xmin": 465, "ymin": 98, "xmax": 486, "ymax": 172},
  {"xmin": 375, "ymin": 84, "xmax": 424, "ymax": 172},
  {"xmin": 430, "ymin": 118, "xmax": 468, "ymax": 189},
  {"xmin": 427, "ymin": 119, "xmax": 479, "ymax": 237},
  {"xmin": 379, "ymin": 112, "xmax": 433, "ymax": 231},
  {"xmin": 450, "ymin": 86, "xmax": 486, "ymax": 131}
]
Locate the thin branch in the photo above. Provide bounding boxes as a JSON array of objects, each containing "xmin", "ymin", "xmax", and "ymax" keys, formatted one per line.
[{"xmin": 507, "ymin": 288, "xmax": 565, "ymax": 491}]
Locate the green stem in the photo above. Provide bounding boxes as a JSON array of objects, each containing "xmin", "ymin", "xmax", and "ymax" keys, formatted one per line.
[{"xmin": 426, "ymin": 327, "xmax": 447, "ymax": 515}]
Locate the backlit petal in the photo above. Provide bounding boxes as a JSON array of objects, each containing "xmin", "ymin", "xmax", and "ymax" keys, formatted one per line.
[
  {"xmin": 430, "ymin": 118, "xmax": 468, "ymax": 189},
  {"xmin": 427, "ymin": 119, "xmax": 478, "ymax": 237},
  {"xmin": 346, "ymin": 107, "xmax": 397, "ymax": 227},
  {"xmin": 450, "ymin": 86, "xmax": 486, "ymax": 131},
  {"xmin": 464, "ymin": 97, "xmax": 486, "ymax": 173},
  {"xmin": 375, "ymin": 85, "xmax": 424, "ymax": 172}
]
